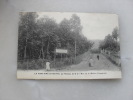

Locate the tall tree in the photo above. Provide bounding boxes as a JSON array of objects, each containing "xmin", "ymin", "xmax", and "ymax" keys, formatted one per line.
[
  {"xmin": 37, "ymin": 16, "xmax": 58, "ymax": 60},
  {"xmin": 99, "ymin": 27, "xmax": 120, "ymax": 53},
  {"xmin": 112, "ymin": 27, "xmax": 118, "ymax": 41},
  {"xmin": 18, "ymin": 12, "xmax": 37, "ymax": 60}
]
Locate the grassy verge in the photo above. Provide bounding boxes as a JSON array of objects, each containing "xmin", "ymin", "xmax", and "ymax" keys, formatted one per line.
[
  {"xmin": 17, "ymin": 56, "xmax": 82, "ymax": 70},
  {"xmin": 102, "ymin": 53, "xmax": 121, "ymax": 67}
]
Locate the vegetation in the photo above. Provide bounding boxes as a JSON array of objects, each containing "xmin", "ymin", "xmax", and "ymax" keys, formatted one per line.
[
  {"xmin": 18, "ymin": 12, "xmax": 93, "ymax": 70},
  {"xmin": 99, "ymin": 27, "xmax": 120, "ymax": 66},
  {"xmin": 99, "ymin": 27, "xmax": 120, "ymax": 53}
]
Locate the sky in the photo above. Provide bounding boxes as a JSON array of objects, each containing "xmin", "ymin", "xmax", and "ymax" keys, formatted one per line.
[{"xmin": 37, "ymin": 12, "xmax": 119, "ymax": 40}]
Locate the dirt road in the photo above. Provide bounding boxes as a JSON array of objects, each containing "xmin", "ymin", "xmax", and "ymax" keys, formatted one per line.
[{"xmin": 66, "ymin": 53, "xmax": 120, "ymax": 71}]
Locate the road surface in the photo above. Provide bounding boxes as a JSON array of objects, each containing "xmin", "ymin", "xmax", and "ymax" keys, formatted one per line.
[{"xmin": 65, "ymin": 53, "xmax": 120, "ymax": 71}]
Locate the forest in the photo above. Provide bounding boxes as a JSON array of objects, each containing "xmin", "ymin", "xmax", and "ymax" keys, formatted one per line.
[
  {"xmin": 99, "ymin": 27, "xmax": 120, "ymax": 54},
  {"xmin": 99, "ymin": 27, "xmax": 120, "ymax": 66},
  {"xmin": 18, "ymin": 12, "xmax": 94, "ymax": 70}
]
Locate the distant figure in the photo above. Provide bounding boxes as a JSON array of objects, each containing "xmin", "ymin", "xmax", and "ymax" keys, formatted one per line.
[
  {"xmin": 89, "ymin": 58, "xmax": 94, "ymax": 67},
  {"xmin": 89, "ymin": 61, "xmax": 91, "ymax": 67},
  {"xmin": 97, "ymin": 55, "xmax": 99, "ymax": 60},
  {"xmin": 46, "ymin": 61, "xmax": 50, "ymax": 71}
]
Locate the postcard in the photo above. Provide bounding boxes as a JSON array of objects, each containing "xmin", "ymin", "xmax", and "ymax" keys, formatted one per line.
[{"xmin": 17, "ymin": 12, "xmax": 121, "ymax": 79}]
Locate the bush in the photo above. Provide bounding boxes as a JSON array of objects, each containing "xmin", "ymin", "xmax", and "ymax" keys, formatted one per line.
[{"xmin": 18, "ymin": 59, "xmax": 47, "ymax": 70}]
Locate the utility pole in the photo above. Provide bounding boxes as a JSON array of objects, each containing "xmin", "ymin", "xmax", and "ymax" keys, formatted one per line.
[
  {"xmin": 54, "ymin": 50, "xmax": 56, "ymax": 67},
  {"xmin": 46, "ymin": 35, "xmax": 50, "ymax": 60},
  {"xmin": 75, "ymin": 39, "xmax": 76, "ymax": 63}
]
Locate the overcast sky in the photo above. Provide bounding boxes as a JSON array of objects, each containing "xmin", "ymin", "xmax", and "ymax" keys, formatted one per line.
[{"xmin": 37, "ymin": 12, "xmax": 118, "ymax": 40}]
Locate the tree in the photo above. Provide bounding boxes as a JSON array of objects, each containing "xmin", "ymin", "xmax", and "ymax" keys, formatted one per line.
[
  {"xmin": 18, "ymin": 12, "xmax": 37, "ymax": 60},
  {"xmin": 112, "ymin": 27, "xmax": 118, "ymax": 41},
  {"xmin": 99, "ymin": 27, "xmax": 120, "ymax": 53},
  {"xmin": 18, "ymin": 13, "xmax": 94, "ymax": 67},
  {"xmin": 37, "ymin": 16, "xmax": 59, "ymax": 60}
]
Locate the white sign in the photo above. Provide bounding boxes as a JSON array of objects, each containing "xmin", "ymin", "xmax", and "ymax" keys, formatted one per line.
[{"xmin": 56, "ymin": 49, "xmax": 68, "ymax": 53}]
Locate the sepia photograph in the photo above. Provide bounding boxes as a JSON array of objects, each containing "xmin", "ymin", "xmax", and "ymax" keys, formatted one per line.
[{"xmin": 17, "ymin": 12, "xmax": 121, "ymax": 79}]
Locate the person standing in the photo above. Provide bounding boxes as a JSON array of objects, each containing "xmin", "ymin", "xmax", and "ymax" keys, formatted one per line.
[
  {"xmin": 90, "ymin": 58, "xmax": 94, "ymax": 67},
  {"xmin": 97, "ymin": 55, "xmax": 99, "ymax": 60},
  {"xmin": 46, "ymin": 61, "xmax": 50, "ymax": 71},
  {"xmin": 89, "ymin": 58, "xmax": 94, "ymax": 67}
]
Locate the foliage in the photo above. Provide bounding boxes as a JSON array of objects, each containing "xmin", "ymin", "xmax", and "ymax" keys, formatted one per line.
[
  {"xmin": 99, "ymin": 27, "xmax": 120, "ymax": 53},
  {"xmin": 18, "ymin": 13, "xmax": 94, "ymax": 63}
]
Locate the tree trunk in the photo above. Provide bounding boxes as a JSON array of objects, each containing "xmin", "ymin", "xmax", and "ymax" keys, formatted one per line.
[
  {"xmin": 24, "ymin": 37, "xmax": 27, "ymax": 60},
  {"xmin": 46, "ymin": 36, "xmax": 50, "ymax": 59},
  {"xmin": 24, "ymin": 37, "xmax": 28, "ymax": 70},
  {"xmin": 24, "ymin": 46, "xmax": 27, "ymax": 59},
  {"xmin": 39, "ymin": 49, "xmax": 41, "ymax": 59},
  {"xmin": 41, "ymin": 38, "xmax": 45, "ymax": 59},
  {"xmin": 42, "ymin": 46, "xmax": 44, "ymax": 59},
  {"xmin": 41, "ymin": 39, "xmax": 45, "ymax": 68}
]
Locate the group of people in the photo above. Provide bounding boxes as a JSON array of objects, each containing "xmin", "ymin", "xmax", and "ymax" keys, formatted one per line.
[{"xmin": 45, "ymin": 54, "xmax": 100, "ymax": 71}]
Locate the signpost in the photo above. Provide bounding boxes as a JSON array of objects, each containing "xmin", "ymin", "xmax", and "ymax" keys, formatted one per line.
[
  {"xmin": 55, "ymin": 49, "xmax": 68, "ymax": 54},
  {"xmin": 54, "ymin": 49, "xmax": 68, "ymax": 67}
]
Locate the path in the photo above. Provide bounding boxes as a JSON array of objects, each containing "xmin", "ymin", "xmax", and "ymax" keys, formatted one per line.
[{"xmin": 66, "ymin": 52, "xmax": 120, "ymax": 71}]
